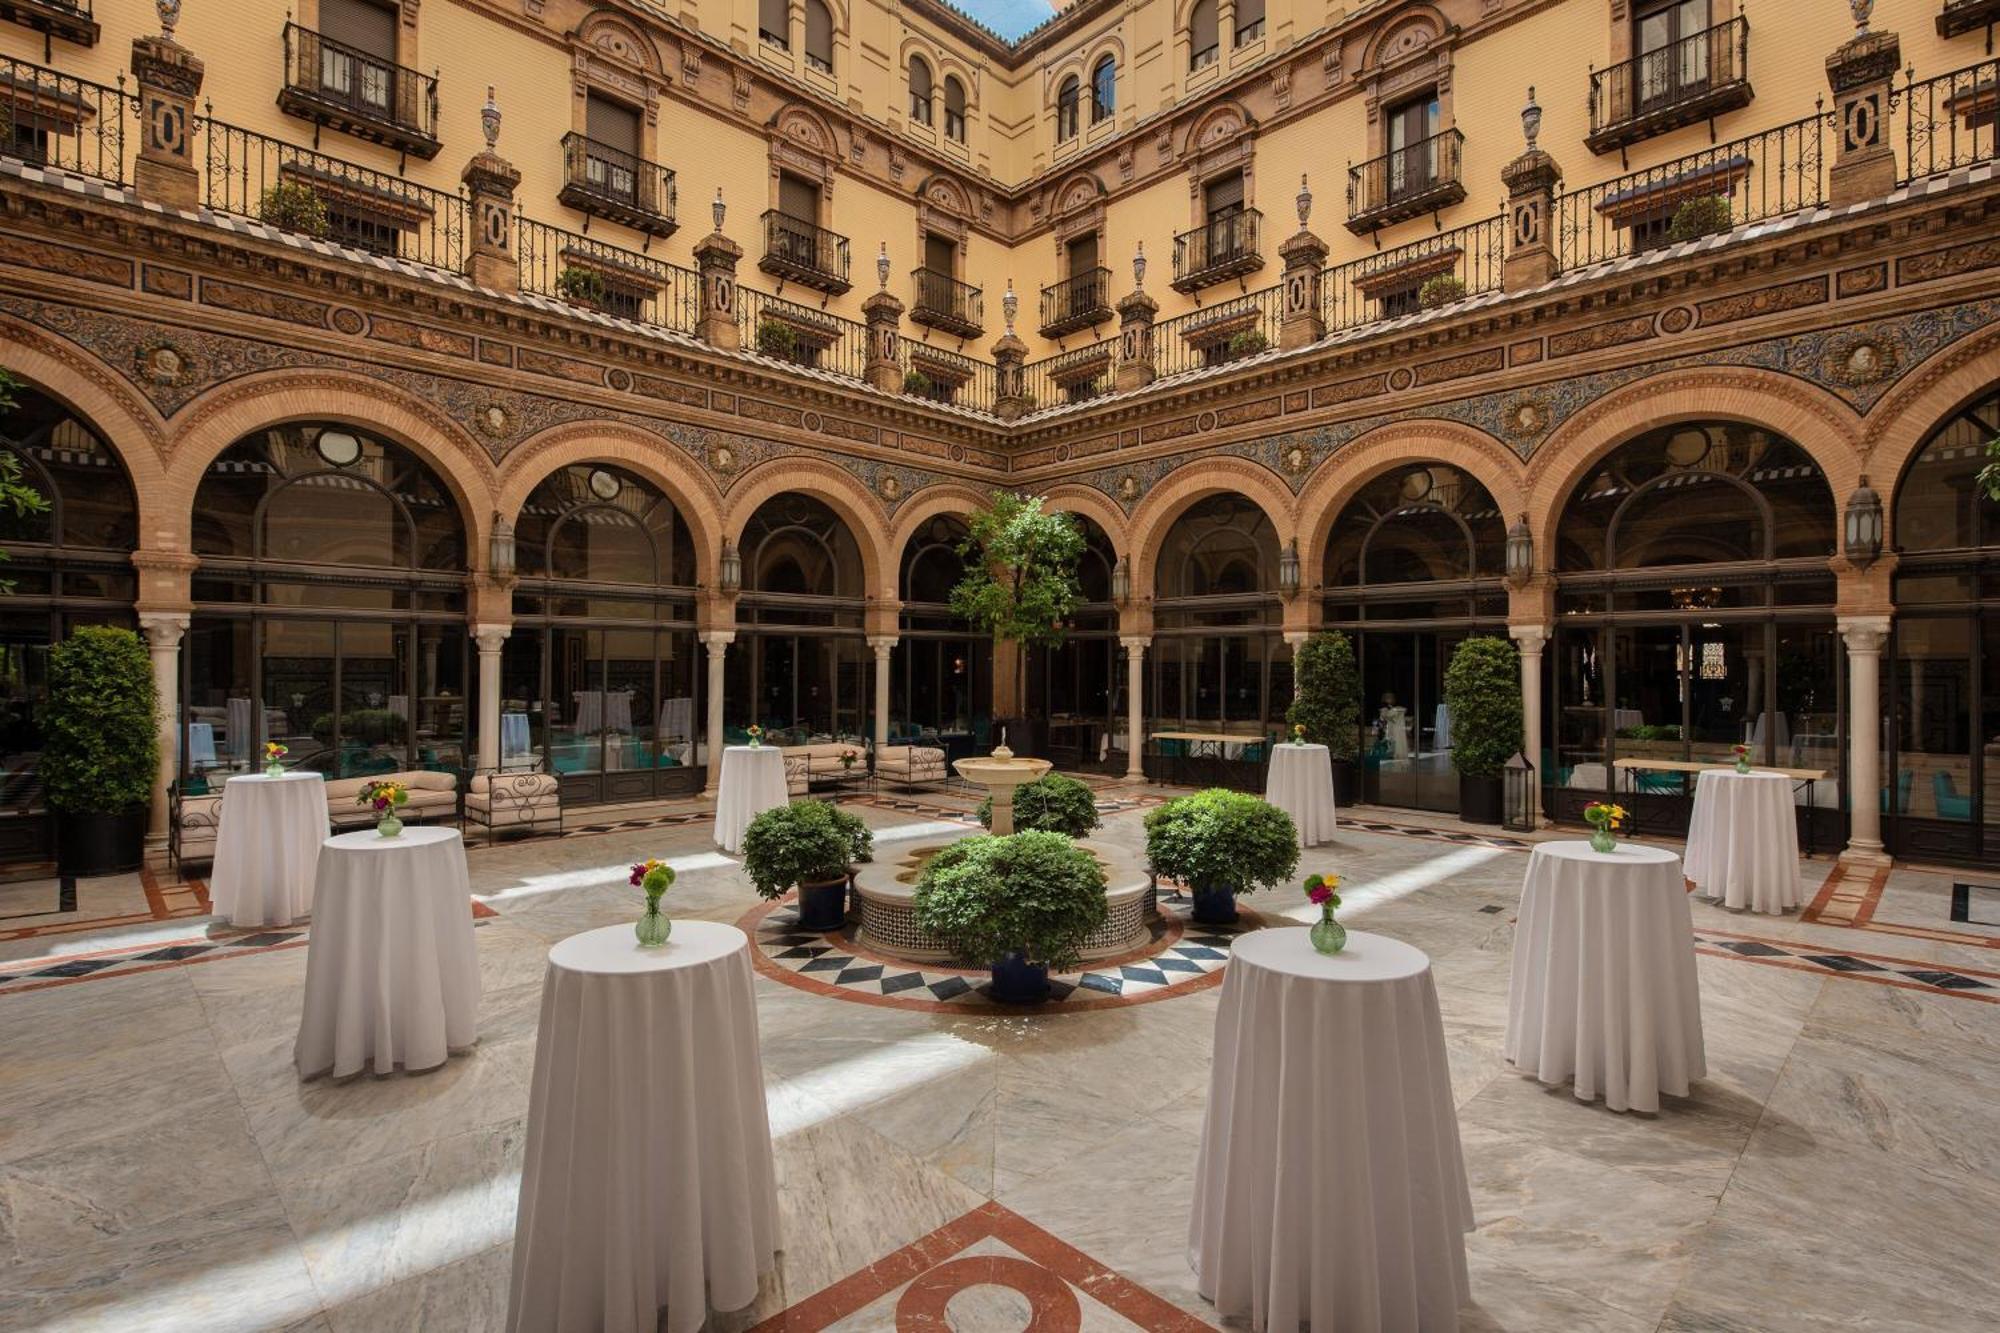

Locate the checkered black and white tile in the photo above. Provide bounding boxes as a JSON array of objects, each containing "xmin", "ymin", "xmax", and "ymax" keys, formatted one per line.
[{"xmin": 1693, "ymin": 929, "xmax": 1997, "ymax": 998}]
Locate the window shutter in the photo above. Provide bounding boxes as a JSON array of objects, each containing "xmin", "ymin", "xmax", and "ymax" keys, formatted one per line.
[
  {"xmin": 586, "ymin": 96, "xmax": 641, "ymax": 155},
  {"xmin": 319, "ymin": 0, "xmax": 398, "ymax": 60},
  {"xmin": 779, "ymin": 174, "xmax": 819, "ymax": 222}
]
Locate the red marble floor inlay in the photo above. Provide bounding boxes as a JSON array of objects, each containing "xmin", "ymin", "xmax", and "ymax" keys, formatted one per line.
[{"xmin": 750, "ymin": 1200, "xmax": 1210, "ymax": 1332}]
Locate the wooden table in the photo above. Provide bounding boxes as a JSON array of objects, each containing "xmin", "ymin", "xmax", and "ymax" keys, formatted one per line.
[{"xmin": 1610, "ymin": 759, "xmax": 1828, "ymax": 854}]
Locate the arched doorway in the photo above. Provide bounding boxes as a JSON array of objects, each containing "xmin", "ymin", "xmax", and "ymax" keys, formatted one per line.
[
  {"xmin": 1027, "ymin": 513, "xmax": 1120, "ymax": 771},
  {"xmin": 727, "ymin": 493, "xmax": 868, "ymax": 742},
  {"xmin": 1885, "ymin": 385, "xmax": 2000, "ymax": 866},
  {"xmin": 186, "ymin": 422, "xmax": 470, "ymax": 781},
  {"xmin": 503, "ymin": 463, "xmax": 704, "ymax": 805},
  {"xmin": 1546, "ymin": 421, "xmax": 1841, "ymax": 841},
  {"xmin": 1146, "ymin": 493, "xmax": 1290, "ymax": 786},
  {"xmin": 894, "ymin": 514, "xmax": 989, "ymax": 756},
  {"xmin": 0, "ymin": 386, "xmax": 139, "ymax": 868},
  {"xmin": 1321, "ymin": 463, "xmax": 1509, "ymax": 814}
]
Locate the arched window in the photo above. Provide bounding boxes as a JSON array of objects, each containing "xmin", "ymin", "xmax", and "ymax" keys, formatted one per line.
[
  {"xmin": 1894, "ymin": 384, "xmax": 2000, "ymax": 553},
  {"xmin": 1056, "ymin": 75, "xmax": 1081, "ymax": 142},
  {"xmin": 758, "ymin": 0, "xmax": 787, "ymax": 48},
  {"xmin": 803, "ymin": 0, "xmax": 834, "ymax": 72},
  {"xmin": 515, "ymin": 465, "xmax": 696, "ymax": 588},
  {"xmin": 743, "ymin": 493, "xmax": 863, "ymax": 598},
  {"xmin": 942, "ymin": 75, "xmax": 967, "ymax": 142},
  {"xmin": 908, "ymin": 55, "xmax": 934, "ymax": 126},
  {"xmin": 731, "ymin": 493, "xmax": 868, "ymax": 743},
  {"xmin": 1156, "ymin": 494, "xmax": 1278, "ymax": 599},
  {"xmin": 1323, "ymin": 464, "xmax": 1504, "ymax": 589},
  {"xmin": 1188, "ymin": 0, "xmax": 1219, "ymax": 70},
  {"xmin": 0, "ymin": 388, "xmax": 137, "ymax": 555},
  {"xmin": 1090, "ymin": 56, "xmax": 1116, "ymax": 123},
  {"xmin": 900, "ymin": 514, "xmax": 968, "ymax": 605}
]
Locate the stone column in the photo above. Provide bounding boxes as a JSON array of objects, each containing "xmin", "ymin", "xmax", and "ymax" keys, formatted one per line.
[
  {"xmin": 862, "ymin": 289, "xmax": 905, "ymax": 394},
  {"xmin": 138, "ymin": 612, "xmax": 188, "ymax": 858},
  {"xmin": 461, "ymin": 89, "xmax": 522, "ymax": 294},
  {"xmin": 1500, "ymin": 89, "xmax": 1563, "ymax": 294},
  {"xmin": 868, "ymin": 635, "xmax": 896, "ymax": 756},
  {"xmin": 1114, "ymin": 287, "xmax": 1158, "ymax": 392},
  {"xmin": 131, "ymin": 9, "xmax": 203, "ymax": 210},
  {"xmin": 1511, "ymin": 624, "xmax": 1549, "ymax": 826},
  {"xmin": 473, "ymin": 625, "xmax": 508, "ymax": 772},
  {"xmin": 701, "ymin": 631, "xmax": 734, "ymax": 795},
  {"xmin": 1121, "ymin": 636, "xmax": 1148, "ymax": 781},
  {"xmin": 694, "ymin": 192, "xmax": 743, "ymax": 350},
  {"xmin": 1826, "ymin": 14, "xmax": 1900, "ymax": 207},
  {"xmin": 1278, "ymin": 174, "xmax": 1329, "ymax": 351},
  {"xmin": 1840, "ymin": 616, "xmax": 1892, "ymax": 865}
]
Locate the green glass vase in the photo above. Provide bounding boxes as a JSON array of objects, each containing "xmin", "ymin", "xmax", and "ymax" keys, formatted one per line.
[
  {"xmin": 1310, "ymin": 905, "xmax": 1347, "ymax": 955},
  {"xmin": 1735, "ymin": 758, "xmax": 1752, "ymax": 775},
  {"xmin": 635, "ymin": 896, "xmax": 672, "ymax": 946},
  {"xmin": 377, "ymin": 812, "xmax": 403, "ymax": 838},
  {"xmin": 263, "ymin": 759, "xmax": 284, "ymax": 777},
  {"xmin": 1589, "ymin": 827, "xmax": 1617, "ymax": 853}
]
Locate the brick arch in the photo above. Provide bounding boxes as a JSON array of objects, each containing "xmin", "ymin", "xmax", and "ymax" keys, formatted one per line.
[
  {"xmin": 495, "ymin": 421, "xmax": 724, "ymax": 588},
  {"xmin": 0, "ymin": 315, "xmax": 175, "ymax": 545},
  {"xmin": 1858, "ymin": 324, "xmax": 2000, "ymax": 549},
  {"xmin": 166, "ymin": 371, "xmax": 497, "ymax": 565},
  {"xmin": 1040, "ymin": 483, "xmax": 1130, "ymax": 555},
  {"xmin": 884, "ymin": 482, "xmax": 987, "ymax": 597},
  {"xmin": 1523, "ymin": 367, "xmax": 1863, "ymax": 572},
  {"xmin": 1296, "ymin": 419, "xmax": 1525, "ymax": 586},
  {"xmin": 723, "ymin": 455, "xmax": 888, "ymax": 601},
  {"xmin": 1129, "ymin": 455, "xmax": 1294, "ymax": 598}
]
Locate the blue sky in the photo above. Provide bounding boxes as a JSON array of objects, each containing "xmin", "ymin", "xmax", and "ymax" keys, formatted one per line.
[{"xmin": 945, "ymin": 0, "xmax": 1059, "ymax": 40}]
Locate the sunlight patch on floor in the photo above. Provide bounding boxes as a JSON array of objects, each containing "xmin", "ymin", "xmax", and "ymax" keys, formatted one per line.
[{"xmin": 1269, "ymin": 844, "xmax": 1507, "ymax": 924}]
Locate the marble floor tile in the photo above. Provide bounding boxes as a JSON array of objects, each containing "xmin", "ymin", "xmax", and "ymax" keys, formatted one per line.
[{"xmin": 320, "ymin": 1242, "xmax": 514, "ymax": 1333}]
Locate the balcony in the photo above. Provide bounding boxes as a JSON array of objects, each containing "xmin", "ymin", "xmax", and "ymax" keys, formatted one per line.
[
  {"xmin": 277, "ymin": 21, "xmax": 440, "ymax": 163},
  {"xmin": 1587, "ymin": 16, "xmax": 1752, "ymax": 156},
  {"xmin": 1039, "ymin": 266, "xmax": 1114, "ymax": 339},
  {"xmin": 0, "ymin": 0, "xmax": 96, "ymax": 51},
  {"xmin": 557, "ymin": 132, "xmax": 676, "ymax": 239},
  {"xmin": 1346, "ymin": 128, "xmax": 1466, "ymax": 235},
  {"xmin": 910, "ymin": 267, "xmax": 983, "ymax": 338},
  {"xmin": 1938, "ymin": 0, "xmax": 2000, "ymax": 36},
  {"xmin": 758, "ymin": 210, "xmax": 851, "ymax": 294},
  {"xmin": 1172, "ymin": 208, "xmax": 1264, "ymax": 294}
]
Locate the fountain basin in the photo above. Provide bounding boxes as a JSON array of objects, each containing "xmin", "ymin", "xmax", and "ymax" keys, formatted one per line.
[{"xmin": 952, "ymin": 750, "xmax": 1053, "ymax": 836}]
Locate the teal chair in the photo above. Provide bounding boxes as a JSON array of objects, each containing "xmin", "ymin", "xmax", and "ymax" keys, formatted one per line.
[
  {"xmin": 1881, "ymin": 769, "xmax": 1912, "ymax": 814},
  {"xmin": 1933, "ymin": 771, "xmax": 1973, "ymax": 821}
]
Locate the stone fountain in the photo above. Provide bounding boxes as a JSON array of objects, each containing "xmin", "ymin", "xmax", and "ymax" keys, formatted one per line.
[{"xmin": 950, "ymin": 732, "xmax": 1051, "ymax": 835}]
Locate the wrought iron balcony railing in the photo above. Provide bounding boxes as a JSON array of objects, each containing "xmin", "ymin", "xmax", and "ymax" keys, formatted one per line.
[
  {"xmin": 757, "ymin": 210, "xmax": 851, "ymax": 294},
  {"xmin": 557, "ymin": 132, "xmax": 676, "ymax": 238},
  {"xmin": 1039, "ymin": 266, "xmax": 1113, "ymax": 338},
  {"xmin": 1346, "ymin": 127, "xmax": 1466, "ymax": 234},
  {"xmin": 0, "ymin": 52, "xmax": 124, "ymax": 185},
  {"xmin": 278, "ymin": 21, "xmax": 440, "ymax": 162},
  {"xmin": 1588, "ymin": 16, "xmax": 1752, "ymax": 155},
  {"xmin": 1172, "ymin": 208, "xmax": 1263, "ymax": 293},
  {"xmin": 909, "ymin": 267, "xmax": 983, "ymax": 337}
]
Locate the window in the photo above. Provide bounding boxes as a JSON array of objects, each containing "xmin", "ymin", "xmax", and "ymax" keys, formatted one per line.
[
  {"xmin": 1234, "ymin": 0, "xmax": 1265, "ymax": 45},
  {"xmin": 1636, "ymin": 0, "xmax": 1712, "ymax": 109},
  {"xmin": 582, "ymin": 94, "xmax": 641, "ymax": 202},
  {"xmin": 943, "ymin": 76, "xmax": 967, "ymax": 142},
  {"xmin": 759, "ymin": 0, "xmax": 788, "ymax": 49},
  {"xmin": 803, "ymin": 0, "xmax": 833, "ymax": 73},
  {"xmin": 1189, "ymin": 0, "xmax": 1218, "ymax": 70},
  {"xmin": 1378, "ymin": 280, "xmax": 1424, "ymax": 320},
  {"xmin": 318, "ymin": 0, "xmax": 398, "ymax": 112},
  {"xmin": 1056, "ymin": 76, "xmax": 1081, "ymax": 141},
  {"xmin": 1386, "ymin": 94, "xmax": 1442, "ymax": 201},
  {"xmin": 1091, "ymin": 56, "xmax": 1116, "ymax": 124},
  {"xmin": 778, "ymin": 172, "xmax": 819, "ymax": 224},
  {"xmin": 924, "ymin": 231, "xmax": 956, "ymax": 280},
  {"xmin": 1066, "ymin": 231, "xmax": 1099, "ymax": 282},
  {"xmin": 908, "ymin": 56, "xmax": 934, "ymax": 125}
]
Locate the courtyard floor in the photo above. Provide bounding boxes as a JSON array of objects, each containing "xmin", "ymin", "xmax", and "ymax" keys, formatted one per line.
[{"xmin": 2, "ymin": 785, "xmax": 1998, "ymax": 1331}]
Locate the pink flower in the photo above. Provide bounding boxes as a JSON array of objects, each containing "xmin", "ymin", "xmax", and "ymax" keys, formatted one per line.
[{"xmin": 1308, "ymin": 883, "xmax": 1333, "ymax": 905}]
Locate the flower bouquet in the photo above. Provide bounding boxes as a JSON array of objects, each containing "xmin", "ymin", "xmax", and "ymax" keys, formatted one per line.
[
  {"xmin": 747, "ymin": 724, "xmax": 763, "ymax": 750},
  {"xmin": 1292, "ymin": 722, "xmax": 1308, "ymax": 747},
  {"xmin": 357, "ymin": 779, "xmax": 409, "ymax": 837},
  {"xmin": 630, "ymin": 857, "xmax": 676, "ymax": 946},
  {"xmin": 1305, "ymin": 871, "xmax": 1346, "ymax": 954},
  {"xmin": 262, "ymin": 741, "xmax": 288, "ymax": 777},
  {"xmin": 1583, "ymin": 800, "xmax": 1626, "ymax": 853},
  {"xmin": 839, "ymin": 748, "xmax": 858, "ymax": 771},
  {"xmin": 1731, "ymin": 742, "xmax": 1752, "ymax": 775}
]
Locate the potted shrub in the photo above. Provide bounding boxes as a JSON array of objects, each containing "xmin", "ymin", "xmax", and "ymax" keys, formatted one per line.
[
  {"xmin": 742, "ymin": 798, "xmax": 873, "ymax": 931},
  {"xmin": 756, "ymin": 319, "xmax": 798, "ymax": 360},
  {"xmin": 555, "ymin": 266, "xmax": 606, "ymax": 307},
  {"xmin": 42, "ymin": 625, "xmax": 158, "ymax": 877},
  {"xmin": 1225, "ymin": 328, "xmax": 1269, "ymax": 360},
  {"xmin": 257, "ymin": 182, "xmax": 329, "ymax": 239},
  {"xmin": 978, "ymin": 771, "xmax": 1101, "ymax": 838},
  {"xmin": 914, "ymin": 830, "xmax": 1107, "ymax": 1004},
  {"xmin": 1419, "ymin": 274, "xmax": 1467, "ymax": 309},
  {"xmin": 904, "ymin": 368, "xmax": 937, "ymax": 399},
  {"xmin": 1667, "ymin": 194, "xmax": 1732, "ymax": 244},
  {"xmin": 1286, "ymin": 630, "xmax": 1362, "ymax": 804},
  {"xmin": 1143, "ymin": 788, "xmax": 1299, "ymax": 925},
  {"xmin": 1443, "ymin": 635, "xmax": 1522, "ymax": 825}
]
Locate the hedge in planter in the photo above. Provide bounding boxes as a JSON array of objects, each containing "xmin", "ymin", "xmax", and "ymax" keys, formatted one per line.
[
  {"xmin": 1667, "ymin": 194, "xmax": 1732, "ymax": 244},
  {"xmin": 1442, "ymin": 635, "xmax": 1522, "ymax": 824},
  {"xmin": 742, "ymin": 800, "xmax": 873, "ymax": 931},
  {"xmin": 42, "ymin": 624, "xmax": 159, "ymax": 876},
  {"xmin": 914, "ymin": 830, "xmax": 1107, "ymax": 1000},
  {"xmin": 1286, "ymin": 630, "xmax": 1361, "ymax": 760},
  {"xmin": 977, "ymin": 771, "xmax": 1101, "ymax": 839},
  {"xmin": 1144, "ymin": 789, "xmax": 1298, "ymax": 925}
]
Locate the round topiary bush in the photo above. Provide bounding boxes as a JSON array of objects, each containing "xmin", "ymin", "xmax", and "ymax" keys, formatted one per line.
[
  {"xmin": 914, "ymin": 830, "xmax": 1107, "ymax": 974},
  {"xmin": 978, "ymin": 771, "xmax": 1101, "ymax": 838},
  {"xmin": 1143, "ymin": 789, "xmax": 1298, "ymax": 924},
  {"xmin": 1286, "ymin": 630, "xmax": 1361, "ymax": 761},
  {"xmin": 1442, "ymin": 636, "xmax": 1521, "ymax": 781},
  {"xmin": 742, "ymin": 799, "xmax": 872, "ymax": 899}
]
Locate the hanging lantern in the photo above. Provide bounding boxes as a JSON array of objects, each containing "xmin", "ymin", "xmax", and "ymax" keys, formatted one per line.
[
  {"xmin": 1111, "ymin": 555, "xmax": 1130, "ymax": 606},
  {"xmin": 1843, "ymin": 475, "xmax": 1883, "ymax": 570},
  {"xmin": 1505, "ymin": 514, "xmax": 1534, "ymax": 586},
  {"xmin": 1278, "ymin": 538, "xmax": 1300, "ymax": 596},
  {"xmin": 719, "ymin": 538, "xmax": 742, "ymax": 593},
  {"xmin": 488, "ymin": 513, "xmax": 516, "ymax": 578}
]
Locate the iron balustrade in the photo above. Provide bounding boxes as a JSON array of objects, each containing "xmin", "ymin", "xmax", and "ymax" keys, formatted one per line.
[
  {"xmin": 1588, "ymin": 15, "xmax": 1750, "ymax": 145},
  {"xmin": 1022, "ymin": 342, "xmax": 1117, "ymax": 409},
  {"xmin": 1039, "ymin": 266, "xmax": 1114, "ymax": 337},
  {"xmin": 1346, "ymin": 127, "xmax": 1466, "ymax": 228},
  {"xmin": 203, "ymin": 115, "xmax": 466, "ymax": 271},
  {"xmin": 1321, "ymin": 211, "xmax": 1506, "ymax": 333},
  {"xmin": 909, "ymin": 267, "xmax": 983, "ymax": 334},
  {"xmin": 519, "ymin": 217, "xmax": 698, "ymax": 333},
  {"xmin": 1153, "ymin": 285, "xmax": 1281, "ymax": 379},
  {"xmin": 1172, "ymin": 208, "xmax": 1262, "ymax": 290},
  {"xmin": 1554, "ymin": 109, "xmax": 1828, "ymax": 272},
  {"xmin": 558, "ymin": 131, "xmax": 676, "ymax": 235},
  {"xmin": 0, "ymin": 53, "xmax": 126, "ymax": 186},
  {"xmin": 739, "ymin": 286, "xmax": 869, "ymax": 379},
  {"xmin": 899, "ymin": 337, "xmax": 996, "ymax": 412},
  {"xmin": 1898, "ymin": 56, "xmax": 2000, "ymax": 184},
  {"xmin": 280, "ymin": 21, "xmax": 439, "ymax": 155},
  {"xmin": 759, "ymin": 209, "xmax": 851, "ymax": 291}
]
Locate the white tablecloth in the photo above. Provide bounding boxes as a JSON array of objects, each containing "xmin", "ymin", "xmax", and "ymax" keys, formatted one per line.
[
  {"xmin": 501, "ymin": 712, "xmax": 533, "ymax": 762},
  {"xmin": 508, "ymin": 922, "xmax": 779, "ymax": 1333},
  {"xmin": 573, "ymin": 690, "xmax": 634, "ymax": 734},
  {"xmin": 1190, "ymin": 928, "xmax": 1472, "ymax": 1332},
  {"xmin": 1504, "ymin": 841, "xmax": 1706, "ymax": 1114},
  {"xmin": 1264, "ymin": 743, "xmax": 1338, "ymax": 847},
  {"xmin": 185, "ymin": 721, "xmax": 217, "ymax": 767},
  {"xmin": 208, "ymin": 772, "xmax": 329, "ymax": 928},
  {"xmin": 1684, "ymin": 769, "xmax": 1801, "ymax": 914},
  {"xmin": 714, "ymin": 746, "xmax": 789, "ymax": 853},
  {"xmin": 294, "ymin": 826, "xmax": 481, "ymax": 1079},
  {"xmin": 226, "ymin": 697, "xmax": 257, "ymax": 761}
]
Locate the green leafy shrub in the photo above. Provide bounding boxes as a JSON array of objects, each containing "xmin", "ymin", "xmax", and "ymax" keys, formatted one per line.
[
  {"xmin": 1225, "ymin": 328, "xmax": 1269, "ymax": 359},
  {"xmin": 1286, "ymin": 630, "xmax": 1361, "ymax": 761},
  {"xmin": 1667, "ymin": 194, "xmax": 1732, "ymax": 244},
  {"xmin": 555, "ymin": 266, "xmax": 606, "ymax": 305},
  {"xmin": 978, "ymin": 771, "xmax": 1101, "ymax": 838},
  {"xmin": 914, "ymin": 830, "xmax": 1107, "ymax": 972},
  {"xmin": 258, "ymin": 182, "xmax": 329, "ymax": 239},
  {"xmin": 742, "ymin": 799, "xmax": 873, "ymax": 898},
  {"xmin": 1418, "ymin": 275, "xmax": 1467, "ymax": 309},
  {"xmin": 756, "ymin": 320, "xmax": 798, "ymax": 359},
  {"xmin": 904, "ymin": 369, "xmax": 936, "ymax": 397},
  {"xmin": 40, "ymin": 625, "xmax": 158, "ymax": 815},
  {"xmin": 1143, "ymin": 789, "xmax": 1298, "ymax": 896},
  {"xmin": 1443, "ymin": 636, "xmax": 1521, "ymax": 779}
]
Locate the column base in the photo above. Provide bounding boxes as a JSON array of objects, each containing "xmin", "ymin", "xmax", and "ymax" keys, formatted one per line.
[{"xmin": 1838, "ymin": 841, "xmax": 1892, "ymax": 867}]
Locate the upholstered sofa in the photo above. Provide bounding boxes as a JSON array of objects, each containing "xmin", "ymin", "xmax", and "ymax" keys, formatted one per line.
[
  {"xmin": 465, "ymin": 772, "xmax": 562, "ymax": 841},
  {"xmin": 875, "ymin": 744, "xmax": 947, "ymax": 789},
  {"xmin": 779, "ymin": 742, "xmax": 869, "ymax": 794},
  {"xmin": 325, "ymin": 770, "xmax": 460, "ymax": 828}
]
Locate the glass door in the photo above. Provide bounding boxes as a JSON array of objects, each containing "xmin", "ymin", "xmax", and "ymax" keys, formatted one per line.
[
  {"xmin": 1359, "ymin": 630, "xmax": 1458, "ymax": 813},
  {"xmin": 1890, "ymin": 616, "xmax": 1980, "ymax": 863}
]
